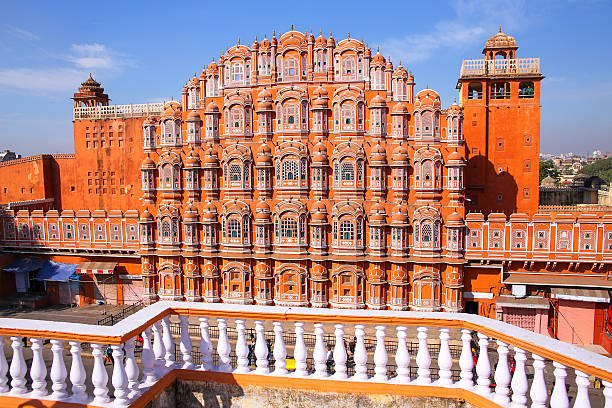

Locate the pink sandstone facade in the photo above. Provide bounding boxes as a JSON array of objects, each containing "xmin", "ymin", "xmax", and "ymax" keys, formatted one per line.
[{"xmin": 0, "ymin": 29, "xmax": 610, "ymax": 350}]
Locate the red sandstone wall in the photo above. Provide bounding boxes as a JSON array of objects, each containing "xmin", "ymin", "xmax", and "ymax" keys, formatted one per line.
[{"xmin": 0, "ymin": 156, "xmax": 54, "ymax": 205}]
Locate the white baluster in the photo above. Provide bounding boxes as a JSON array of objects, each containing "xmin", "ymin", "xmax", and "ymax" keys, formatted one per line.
[
  {"xmin": 415, "ymin": 327, "xmax": 431, "ymax": 385},
  {"xmin": 216, "ymin": 318, "xmax": 232, "ymax": 372},
  {"xmin": 475, "ymin": 333, "xmax": 491, "ymax": 396},
  {"xmin": 161, "ymin": 316, "xmax": 175, "ymax": 368},
  {"xmin": 436, "ymin": 328, "xmax": 453, "ymax": 386},
  {"xmin": 0, "ymin": 336, "xmax": 8, "ymax": 393},
  {"xmin": 293, "ymin": 322, "xmax": 308, "ymax": 377},
  {"xmin": 493, "ymin": 340, "xmax": 511, "ymax": 405},
  {"xmin": 141, "ymin": 327, "xmax": 157, "ymax": 385},
  {"xmin": 179, "ymin": 316, "xmax": 195, "ymax": 369},
  {"xmin": 530, "ymin": 353, "xmax": 548, "ymax": 408},
  {"xmin": 394, "ymin": 326, "xmax": 410, "ymax": 384},
  {"xmin": 111, "ymin": 344, "xmax": 129, "ymax": 407},
  {"xmin": 458, "ymin": 329, "xmax": 474, "ymax": 388},
  {"xmin": 30, "ymin": 338, "xmax": 48, "ymax": 397},
  {"xmin": 234, "ymin": 319, "xmax": 250, "ymax": 373},
  {"xmin": 124, "ymin": 338, "xmax": 140, "ymax": 398},
  {"xmin": 254, "ymin": 320, "xmax": 269, "ymax": 374},
  {"xmin": 373, "ymin": 325, "xmax": 388, "ymax": 382},
  {"xmin": 272, "ymin": 322, "xmax": 287, "ymax": 375},
  {"xmin": 312, "ymin": 323, "xmax": 328, "ymax": 378},
  {"xmin": 510, "ymin": 347, "xmax": 528, "ymax": 408},
  {"xmin": 152, "ymin": 321, "xmax": 166, "ymax": 377},
  {"xmin": 91, "ymin": 343, "xmax": 110, "ymax": 405},
  {"xmin": 602, "ymin": 380, "xmax": 612, "ymax": 408},
  {"xmin": 550, "ymin": 362, "xmax": 570, "ymax": 408},
  {"xmin": 352, "ymin": 324, "xmax": 368, "ymax": 381},
  {"xmin": 198, "ymin": 317, "xmax": 213, "ymax": 371},
  {"xmin": 332, "ymin": 323, "xmax": 347, "ymax": 379},
  {"xmin": 50, "ymin": 339, "xmax": 68, "ymax": 399},
  {"xmin": 573, "ymin": 370, "xmax": 592, "ymax": 408},
  {"xmin": 69, "ymin": 341, "xmax": 87, "ymax": 403},
  {"xmin": 9, "ymin": 336, "xmax": 27, "ymax": 395}
]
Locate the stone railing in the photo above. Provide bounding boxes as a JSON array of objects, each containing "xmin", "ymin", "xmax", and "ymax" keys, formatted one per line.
[
  {"xmin": 0, "ymin": 302, "xmax": 610, "ymax": 407},
  {"xmin": 460, "ymin": 58, "xmax": 541, "ymax": 77},
  {"xmin": 73, "ymin": 103, "xmax": 165, "ymax": 120}
]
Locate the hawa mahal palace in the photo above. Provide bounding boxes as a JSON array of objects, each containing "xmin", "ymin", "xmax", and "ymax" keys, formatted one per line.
[{"xmin": 1, "ymin": 28, "xmax": 611, "ymax": 349}]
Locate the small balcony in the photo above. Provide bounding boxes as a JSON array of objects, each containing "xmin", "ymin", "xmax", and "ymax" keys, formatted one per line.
[
  {"xmin": 460, "ymin": 58, "xmax": 541, "ymax": 77},
  {"xmin": 0, "ymin": 301, "xmax": 609, "ymax": 407}
]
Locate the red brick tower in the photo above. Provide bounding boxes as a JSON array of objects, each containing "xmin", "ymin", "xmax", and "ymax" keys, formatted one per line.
[{"xmin": 458, "ymin": 30, "xmax": 543, "ymax": 215}]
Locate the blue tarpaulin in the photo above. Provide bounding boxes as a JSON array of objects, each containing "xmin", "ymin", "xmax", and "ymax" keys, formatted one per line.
[
  {"xmin": 2, "ymin": 258, "xmax": 45, "ymax": 274},
  {"xmin": 34, "ymin": 261, "xmax": 78, "ymax": 282}
]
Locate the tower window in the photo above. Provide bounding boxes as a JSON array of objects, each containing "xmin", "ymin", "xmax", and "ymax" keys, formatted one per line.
[
  {"xmin": 519, "ymin": 81, "xmax": 535, "ymax": 98},
  {"xmin": 468, "ymin": 83, "xmax": 482, "ymax": 99}
]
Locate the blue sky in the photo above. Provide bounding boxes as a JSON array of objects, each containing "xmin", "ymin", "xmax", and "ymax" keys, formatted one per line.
[{"xmin": 0, "ymin": 0, "xmax": 610, "ymax": 156}]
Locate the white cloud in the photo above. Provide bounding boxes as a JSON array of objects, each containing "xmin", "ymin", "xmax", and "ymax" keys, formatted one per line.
[
  {"xmin": 0, "ymin": 42, "xmax": 133, "ymax": 94},
  {"xmin": 6, "ymin": 26, "xmax": 40, "ymax": 41},
  {"xmin": 0, "ymin": 68, "xmax": 85, "ymax": 92},
  {"xmin": 68, "ymin": 43, "xmax": 114, "ymax": 69},
  {"xmin": 378, "ymin": 0, "xmax": 527, "ymax": 64}
]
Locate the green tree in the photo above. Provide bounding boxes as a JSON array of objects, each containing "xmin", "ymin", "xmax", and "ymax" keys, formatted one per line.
[
  {"xmin": 580, "ymin": 157, "xmax": 612, "ymax": 184},
  {"xmin": 539, "ymin": 160, "xmax": 560, "ymax": 183}
]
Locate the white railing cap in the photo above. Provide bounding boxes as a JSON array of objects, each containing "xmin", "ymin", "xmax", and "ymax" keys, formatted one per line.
[{"xmin": 1, "ymin": 301, "xmax": 611, "ymax": 376}]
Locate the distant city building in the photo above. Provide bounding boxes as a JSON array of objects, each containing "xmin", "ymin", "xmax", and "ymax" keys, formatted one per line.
[{"xmin": 0, "ymin": 150, "xmax": 19, "ymax": 162}]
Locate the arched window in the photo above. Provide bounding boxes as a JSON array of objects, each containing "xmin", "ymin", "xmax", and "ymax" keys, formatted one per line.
[
  {"xmin": 228, "ymin": 219, "xmax": 240, "ymax": 238},
  {"xmin": 342, "ymin": 56, "xmax": 355, "ymax": 79},
  {"xmin": 281, "ymin": 218, "xmax": 298, "ymax": 238},
  {"xmin": 341, "ymin": 162, "xmax": 354, "ymax": 181},
  {"xmin": 229, "ymin": 164, "xmax": 241, "ymax": 181},
  {"xmin": 282, "ymin": 160, "xmax": 298, "ymax": 181},
  {"xmin": 422, "ymin": 223, "xmax": 432, "ymax": 243},
  {"xmin": 231, "ymin": 62, "xmax": 243, "ymax": 84},
  {"xmin": 162, "ymin": 221, "xmax": 170, "ymax": 239},
  {"xmin": 340, "ymin": 220, "xmax": 354, "ymax": 240},
  {"xmin": 284, "ymin": 57, "xmax": 298, "ymax": 78}
]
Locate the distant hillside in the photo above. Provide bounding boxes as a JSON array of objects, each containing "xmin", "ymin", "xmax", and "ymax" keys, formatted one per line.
[{"xmin": 579, "ymin": 157, "xmax": 612, "ymax": 184}]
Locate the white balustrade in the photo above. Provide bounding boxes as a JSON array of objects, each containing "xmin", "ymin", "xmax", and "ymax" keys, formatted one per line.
[
  {"xmin": 29, "ymin": 338, "xmax": 48, "ymax": 397},
  {"xmin": 0, "ymin": 302, "xmax": 609, "ymax": 408},
  {"xmin": 436, "ymin": 328, "xmax": 452, "ymax": 386},
  {"xmin": 141, "ymin": 327, "xmax": 157, "ymax": 385},
  {"xmin": 415, "ymin": 327, "xmax": 431, "ymax": 384},
  {"xmin": 234, "ymin": 319, "xmax": 250, "ymax": 373},
  {"xmin": 9, "ymin": 337, "xmax": 26, "ymax": 395},
  {"xmin": 0, "ymin": 336, "xmax": 8, "ymax": 393},
  {"xmin": 493, "ymin": 340, "xmax": 511, "ymax": 405},
  {"xmin": 293, "ymin": 322, "xmax": 308, "ymax": 377},
  {"xmin": 332, "ymin": 323, "xmax": 347, "ymax": 379},
  {"xmin": 198, "ymin": 317, "xmax": 214, "ymax": 371},
  {"xmin": 312, "ymin": 323, "xmax": 328, "ymax": 378},
  {"xmin": 124, "ymin": 338, "xmax": 140, "ymax": 398},
  {"xmin": 254, "ymin": 320, "xmax": 269, "ymax": 374},
  {"xmin": 69, "ymin": 341, "xmax": 87, "ymax": 403},
  {"xmin": 394, "ymin": 326, "xmax": 410, "ymax": 384},
  {"xmin": 216, "ymin": 318, "xmax": 232, "ymax": 372},
  {"xmin": 373, "ymin": 325, "xmax": 388, "ymax": 382},
  {"xmin": 161, "ymin": 316, "xmax": 176, "ymax": 368},
  {"xmin": 152, "ymin": 321, "xmax": 166, "ymax": 377},
  {"xmin": 475, "ymin": 333, "xmax": 491, "ymax": 396},
  {"xmin": 550, "ymin": 362, "xmax": 569, "ymax": 408},
  {"xmin": 574, "ymin": 370, "xmax": 592, "ymax": 408},
  {"xmin": 510, "ymin": 347, "xmax": 528, "ymax": 408},
  {"xmin": 111, "ymin": 344, "xmax": 129, "ymax": 407},
  {"xmin": 352, "ymin": 324, "xmax": 368, "ymax": 381},
  {"xmin": 603, "ymin": 380, "xmax": 612, "ymax": 408},
  {"xmin": 530, "ymin": 353, "xmax": 548, "ymax": 408},
  {"xmin": 179, "ymin": 316, "xmax": 195, "ymax": 369},
  {"xmin": 91, "ymin": 343, "xmax": 110, "ymax": 405},
  {"xmin": 458, "ymin": 328, "xmax": 474, "ymax": 388},
  {"xmin": 50, "ymin": 339, "xmax": 68, "ymax": 399},
  {"xmin": 272, "ymin": 322, "xmax": 287, "ymax": 375}
]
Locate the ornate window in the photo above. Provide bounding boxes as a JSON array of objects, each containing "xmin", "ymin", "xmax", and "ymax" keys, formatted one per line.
[
  {"xmin": 411, "ymin": 272, "xmax": 441, "ymax": 310},
  {"xmin": 284, "ymin": 57, "xmax": 299, "ymax": 80},
  {"xmin": 273, "ymin": 201, "xmax": 308, "ymax": 248},
  {"xmin": 331, "ymin": 267, "xmax": 365, "ymax": 307},
  {"xmin": 413, "ymin": 206, "xmax": 442, "ymax": 252},
  {"xmin": 414, "ymin": 147, "xmax": 442, "ymax": 191},
  {"xmin": 332, "ymin": 143, "xmax": 365, "ymax": 190},
  {"xmin": 341, "ymin": 56, "xmax": 356, "ymax": 80},
  {"xmin": 231, "ymin": 62, "xmax": 244, "ymax": 85}
]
